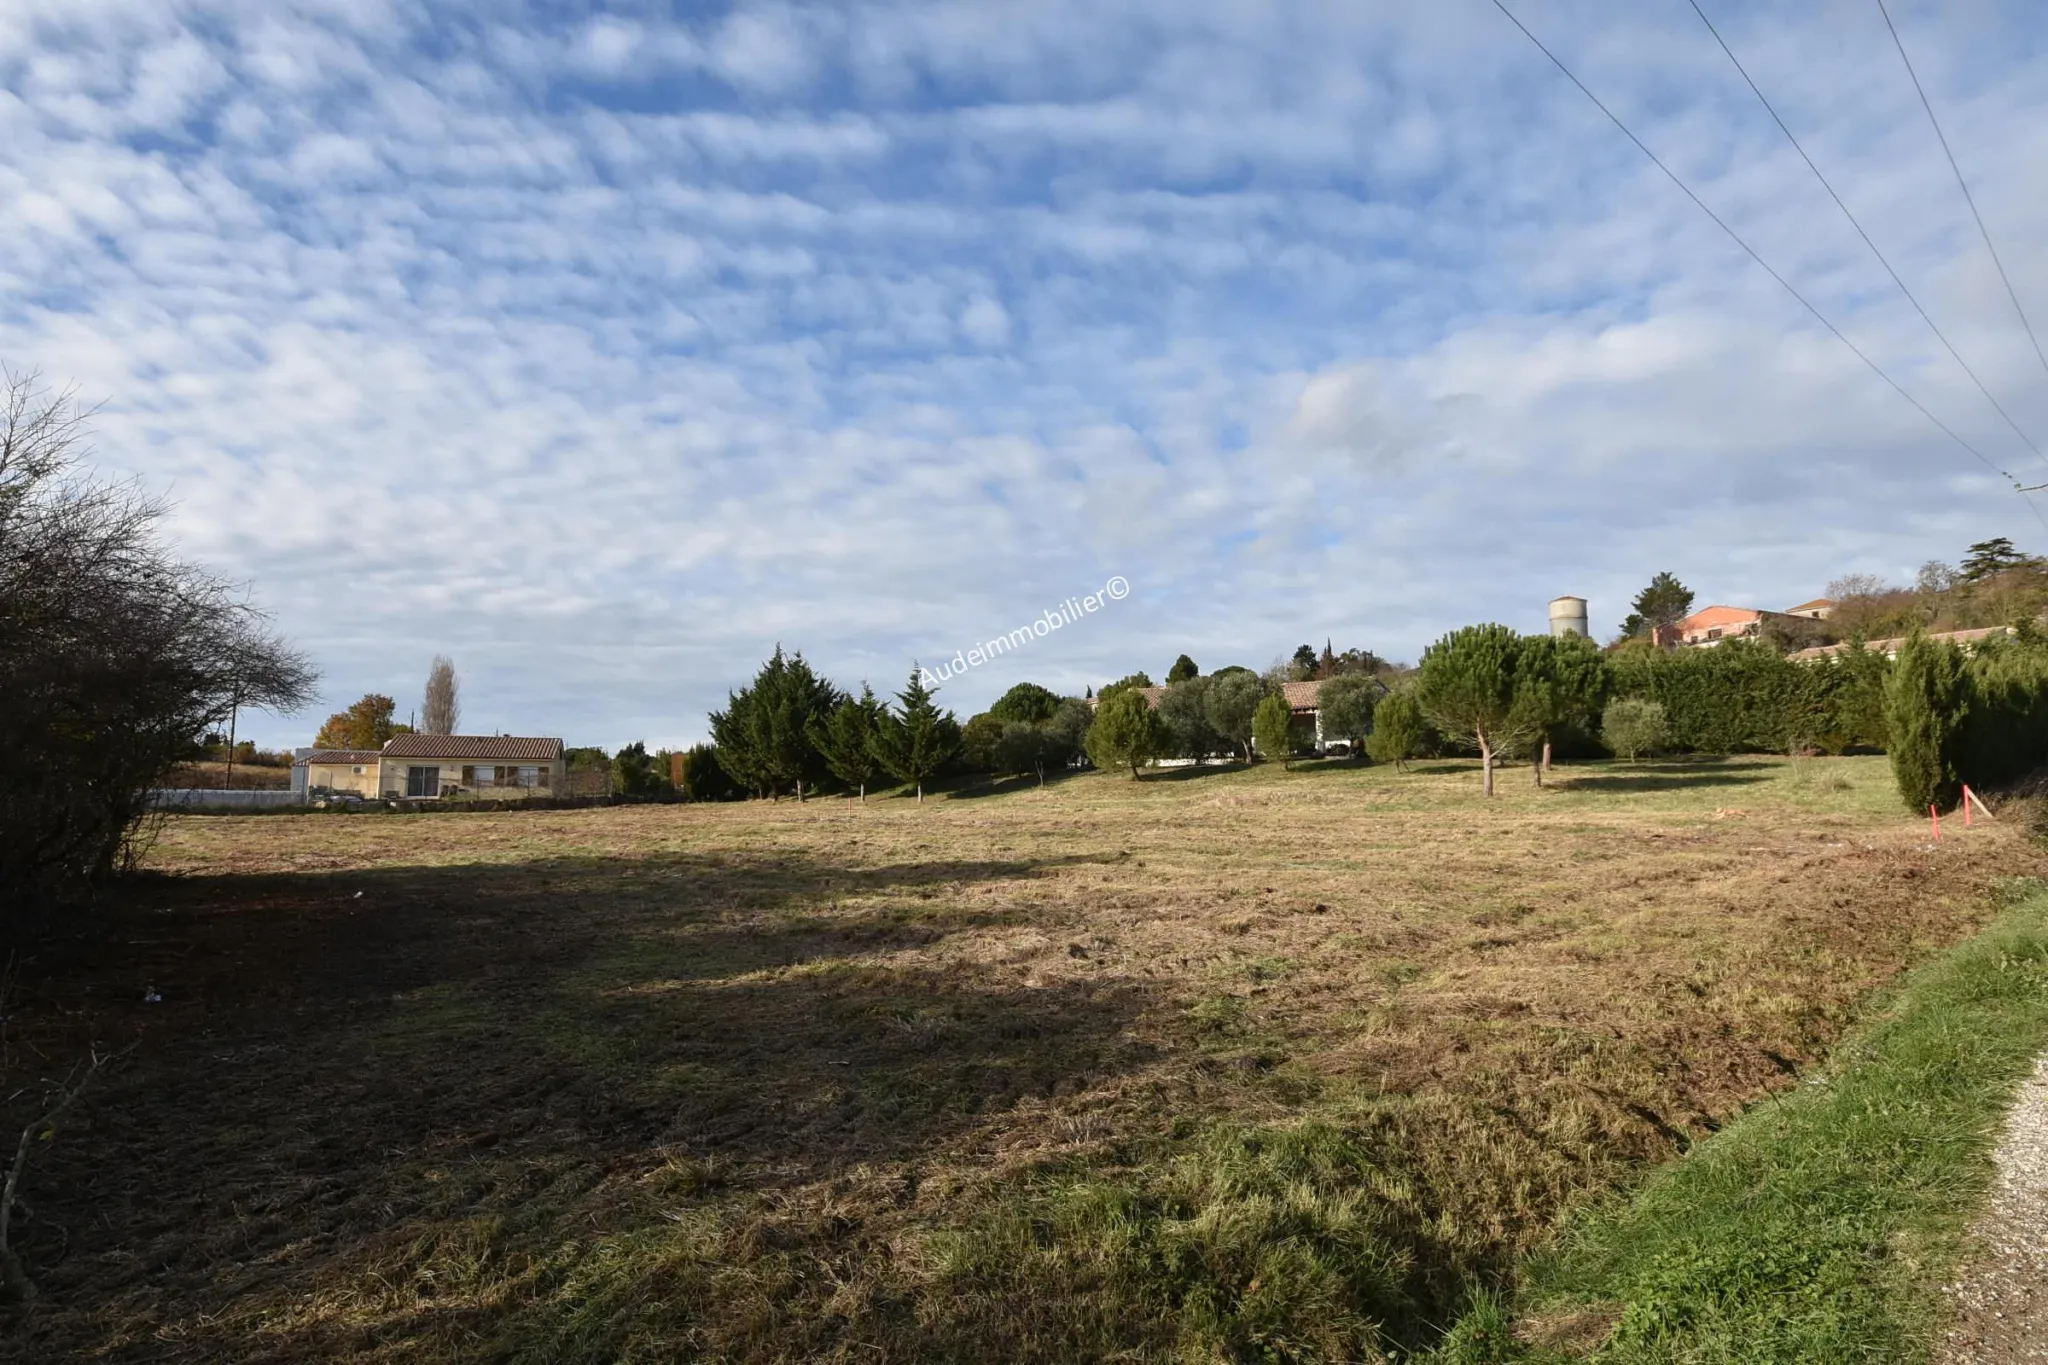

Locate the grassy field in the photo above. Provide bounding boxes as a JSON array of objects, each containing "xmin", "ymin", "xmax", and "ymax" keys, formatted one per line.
[
  {"xmin": 1507, "ymin": 884, "xmax": 2048, "ymax": 1361},
  {"xmin": 2, "ymin": 755, "xmax": 2038, "ymax": 1362}
]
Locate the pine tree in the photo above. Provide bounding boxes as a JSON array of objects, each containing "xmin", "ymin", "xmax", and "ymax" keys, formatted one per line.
[
  {"xmin": 1165, "ymin": 653, "xmax": 1200, "ymax": 685},
  {"xmin": 1415, "ymin": 624, "xmax": 1525, "ymax": 796},
  {"xmin": 1960, "ymin": 537, "xmax": 2031, "ymax": 583},
  {"xmin": 1084, "ymin": 688, "xmax": 1165, "ymax": 779},
  {"xmin": 1620, "ymin": 571, "xmax": 1696, "ymax": 639},
  {"xmin": 1253, "ymin": 694, "xmax": 1295, "ymax": 768},
  {"xmin": 870, "ymin": 668, "xmax": 960, "ymax": 803},
  {"xmin": 1365, "ymin": 691, "xmax": 1425, "ymax": 770},
  {"xmin": 1510, "ymin": 634, "xmax": 1610, "ymax": 783},
  {"xmin": 1886, "ymin": 632, "xmax": 1968, "ymax": 812},
  {"xmin": 990, "ymin": 681, "xmax": 1061, "ymax": 724},
  {"xmin": 808, "ymin": 685, "xmax": 884, "ymax": 800}
]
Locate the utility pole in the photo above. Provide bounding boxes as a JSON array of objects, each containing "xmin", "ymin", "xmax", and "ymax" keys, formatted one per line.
[{"xmin": 223, "ymin": 685, "xmax": 240, "ymax": 791}]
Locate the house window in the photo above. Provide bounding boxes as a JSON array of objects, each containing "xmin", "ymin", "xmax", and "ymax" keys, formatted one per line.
[
  {"xmin": 474, "ymin": 764, "xmax": 495, "ymax": 786},
  {"xmin": 405, "ymin": 765, "xmax": 439, "ymax": 797},
  {"xmin": 516, "ymin": 766, "xmax": 540, "ymax": 787},
  {"xmin": 1707, "ymin": 628, "xmax": 1722, "ymax": 640}
]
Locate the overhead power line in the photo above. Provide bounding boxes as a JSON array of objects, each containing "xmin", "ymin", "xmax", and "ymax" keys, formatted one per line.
[
  {"xmin": 1685, "ymin": 0, "xmax": 2045, "ymax": 468},
  {"xmin": 1876, "ymin": 0, "xmax": 2048, "ymax": 389},
  {"xmin": 1485, "ymin": 0, "xmax": 2047, "ymax": 533}
]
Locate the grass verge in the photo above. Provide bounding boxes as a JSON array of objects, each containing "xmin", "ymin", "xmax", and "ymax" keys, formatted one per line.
[{"xmin": 1484, "ymin": 879, "xmax": 2048, "ymax": 1363}]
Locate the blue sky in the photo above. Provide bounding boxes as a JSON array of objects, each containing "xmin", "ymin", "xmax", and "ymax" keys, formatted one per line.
[{"xmin": 5, "ymin": 0, "xmax": 2048, "ymax": 749}]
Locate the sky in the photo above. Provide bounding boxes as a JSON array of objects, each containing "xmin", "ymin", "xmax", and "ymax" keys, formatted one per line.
[{"xmin": 5, "ymin": 0, "xmax": 2048, "ymax": 750}]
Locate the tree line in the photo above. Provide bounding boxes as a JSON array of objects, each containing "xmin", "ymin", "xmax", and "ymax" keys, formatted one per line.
[{"xmin": 706, "ymin": 649, "xmax": 966, "ymax": 803}]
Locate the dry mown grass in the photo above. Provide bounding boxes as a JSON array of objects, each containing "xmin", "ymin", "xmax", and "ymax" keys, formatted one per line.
[{"xmin": 2, "ymin": 755, "xmax": 2036, "ymax": 1361}]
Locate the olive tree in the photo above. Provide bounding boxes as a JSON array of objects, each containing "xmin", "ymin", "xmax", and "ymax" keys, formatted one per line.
[
  {"xmin": 1158, "ymin": 675, "xmax": 1224, "ymax": 759},
  {"xmin": 1315, "ymin": 674, "xmax": 1383, "ymax": 757},
  {"xmin": 1601, "ymin": 697, "xmax": 1670, "ymax": 763},
  {"xmin": 1204, "ymin": 670, "xmax": 1266, "ymax": 764}
]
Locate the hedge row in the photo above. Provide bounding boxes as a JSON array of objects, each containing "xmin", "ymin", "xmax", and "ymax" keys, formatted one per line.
[
  {"xmin": 1888, "ymin": 630, "xmax": 2048, "ymax": 810},
  {"xmin": 1607, "ymin": 640, "xmax": 1890, "ymax": 756}
]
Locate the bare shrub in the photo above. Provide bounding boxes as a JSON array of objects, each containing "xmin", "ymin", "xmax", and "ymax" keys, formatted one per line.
[{"xmin": 0, "ymin": 369, "xmax": 315, "ymax": 932}]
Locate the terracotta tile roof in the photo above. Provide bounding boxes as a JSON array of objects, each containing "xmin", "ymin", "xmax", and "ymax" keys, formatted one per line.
[
  {"xmin": 298, "ymin": 750, "xmax": 382, "ymax": 765},
  {"xmin": 1784, "ymin": 598, "xmax": 1836, "ymax": 614},
  {"xmin": 381, "ymin": 734, "xmax": 563, "ymax": 760},
  {"xmin": 1280, "ymin": 680, "xmax": 1324, "ymax": 710},
  {"xmin": 1677, "ymin": 605, "xmax": 1766, "ymax": 631}
]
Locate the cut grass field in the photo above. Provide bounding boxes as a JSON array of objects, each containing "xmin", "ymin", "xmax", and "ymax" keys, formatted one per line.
[{"xmin": 2, "ymin": 755, "xmax": 2039, "ymax": 1361}]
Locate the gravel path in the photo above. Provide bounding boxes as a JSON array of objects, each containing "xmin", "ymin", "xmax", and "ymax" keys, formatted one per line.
[{"xmin": 1941, "ymin": 1054, "xmax": 2048, "ymax": 1362}]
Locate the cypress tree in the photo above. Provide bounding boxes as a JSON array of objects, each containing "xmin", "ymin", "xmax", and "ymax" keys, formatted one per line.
[
  {"xmin": 871, "ymin": 668, "xmax": 960, "ymax": 803},
  {"xmin": 1886, "ymin": 632, "xmax": 1968, "ymax": 813},
  {"xmin": 807, "ymin": 684, "xmax": 885, "ymax": 801},
  {"xmin": 708, "ymin": 646, "xmax": 842, "ymax": 801}
]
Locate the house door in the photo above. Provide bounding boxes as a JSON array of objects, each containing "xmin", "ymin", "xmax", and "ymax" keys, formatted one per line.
[{"xmin": 406, "ymin": 765, "xmax": 439, "ymax": 797}]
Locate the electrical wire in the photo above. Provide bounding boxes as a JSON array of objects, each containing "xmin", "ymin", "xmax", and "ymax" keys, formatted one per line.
[
  {"xmin": 1876, "ymin": 0, "xmax": 2048, "ymax": 388},
  {"xmin": 1485, "ymin": 0, "xmax": 2048, "ymax": 533},
  {"xmin": 1687, "ymin": 0, "xmax": 2045, "ymax": 468}
]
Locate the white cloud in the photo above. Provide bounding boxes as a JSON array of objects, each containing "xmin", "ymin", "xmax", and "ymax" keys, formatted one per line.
[
  {"xmin": 1, "ymin": 0, "xmax": 2044, "ymax": 751},
  {"xmin": 958, "ymin": 294, "xmax": 1009, "ymax": 347}
]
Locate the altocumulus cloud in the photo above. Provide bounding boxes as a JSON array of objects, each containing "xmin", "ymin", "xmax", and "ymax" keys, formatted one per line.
[{"xmin": 2, "ymin": 0, "xmax": 2046, "ymax": 748}]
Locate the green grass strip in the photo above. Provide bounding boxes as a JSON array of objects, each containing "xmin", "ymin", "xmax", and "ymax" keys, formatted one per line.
[{"xmin": 1461, "ymin": 881, "xmax": 2048, "ymax": 1364}]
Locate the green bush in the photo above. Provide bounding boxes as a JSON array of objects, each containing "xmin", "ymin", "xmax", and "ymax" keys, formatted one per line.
[
  {"xmin": 1602, "ymin": 697, "xmax": 1669, "ymax": 762},
  {"xmin": 1958, "ymin": 631, "xmax": 2048, "ymax": 787}
]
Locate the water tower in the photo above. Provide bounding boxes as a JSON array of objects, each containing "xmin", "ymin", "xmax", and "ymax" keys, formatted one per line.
[{"xmin": 1548, "ymin": 596, "xmax": 1589, "ymax": 639}]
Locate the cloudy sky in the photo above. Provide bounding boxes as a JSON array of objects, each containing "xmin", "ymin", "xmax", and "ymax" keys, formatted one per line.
[{"xmin": 5, "ymin": 0, "xmax": 2047, "ymax": 749}]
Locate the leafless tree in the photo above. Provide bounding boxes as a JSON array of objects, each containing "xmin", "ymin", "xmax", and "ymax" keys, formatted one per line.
[
  {"xmin": 0, "ymin": 368, "xmax": 316, "ymax": 933},
  {"xmin": 421, "ymin": 654, "xmax": 461, "ymax": 735}
]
